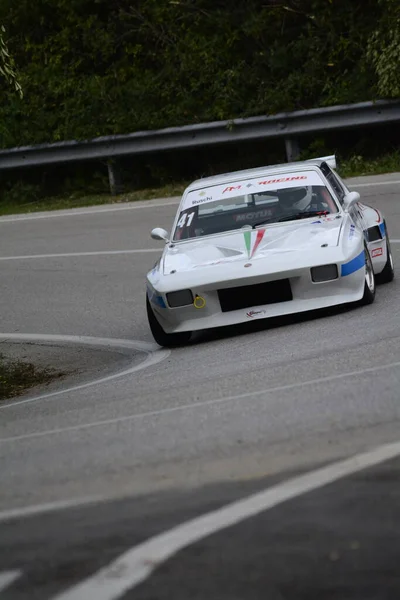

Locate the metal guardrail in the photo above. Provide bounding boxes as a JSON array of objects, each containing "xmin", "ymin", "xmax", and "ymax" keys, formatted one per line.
[{"xmin": 0, "ymin": 100, "xmax": 399, "ymax": 193}]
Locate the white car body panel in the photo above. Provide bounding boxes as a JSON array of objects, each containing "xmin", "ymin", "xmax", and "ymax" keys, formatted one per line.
[{"xmin": 146, "ymin": 158, "xmax": 391, "ymax": 335}]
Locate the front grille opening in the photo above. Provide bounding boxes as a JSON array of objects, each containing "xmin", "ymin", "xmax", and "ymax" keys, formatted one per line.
[
  {"xmin": 166, "ymin": 289, "xmax": 193, "ymax": 307},
  {"xmin": 218, "ymin": 279, "xmax": 292, "ymax": 312},
  {"xmin": 311, "ymin": 264, "xmax": 338, "ymax": 283}
]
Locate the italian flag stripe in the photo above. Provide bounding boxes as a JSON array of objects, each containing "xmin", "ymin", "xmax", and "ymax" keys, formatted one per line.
[
  {"xmin": 251, "ymin": 229, "xmax": 266, "ymax": 258},
  {"xmin": 244, "ymin": 230, "xmax": 251, "ymax": 258}
]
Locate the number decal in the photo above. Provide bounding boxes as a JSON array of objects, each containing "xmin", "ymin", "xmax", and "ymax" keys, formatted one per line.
[
  {"xmin": 177, "ymin": 212, "xmax": 195, "ymax": 228},
  {"xmin": 177, "ymin": 214, "xmax": 187, "ymax": 228}
]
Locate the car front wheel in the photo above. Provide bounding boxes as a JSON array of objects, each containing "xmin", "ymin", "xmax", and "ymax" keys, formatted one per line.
[
  {"xmin": 376, "ymin": 223, "xmax": 395, "ymax": 284},
  {"xmin": 359, "ymin": 244, "xmax": 376, "ymax": 305},
  {"xmin": 146, "ymin": 296, "xmax": 192, "ymax": 347}
]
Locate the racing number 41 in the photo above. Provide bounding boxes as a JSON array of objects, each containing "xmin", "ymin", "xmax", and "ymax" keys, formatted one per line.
[{"xmin": 177, "ymin": 212, "xmax": 195, "ymax": 228}]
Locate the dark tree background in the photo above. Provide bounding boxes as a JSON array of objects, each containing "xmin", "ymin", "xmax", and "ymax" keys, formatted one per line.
[{"xmin": 0, "ymin": 0, "xmax": 399, "ymax": 149}]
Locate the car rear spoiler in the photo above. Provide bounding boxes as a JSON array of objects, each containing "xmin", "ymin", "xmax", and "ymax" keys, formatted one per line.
[{"xmin": 306, "ymin": 155, "xmax": 337, "ymax": 169}]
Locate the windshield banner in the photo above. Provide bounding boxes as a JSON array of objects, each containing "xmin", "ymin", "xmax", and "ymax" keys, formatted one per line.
[{"xmin": 182, "ymin": 171, "xmax": 324, "ymax": 211}]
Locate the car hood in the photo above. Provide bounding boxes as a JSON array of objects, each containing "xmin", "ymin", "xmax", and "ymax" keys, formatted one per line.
[{"xmin": 163, "ymin": 218, "xmax": 343, "ymax": 274}]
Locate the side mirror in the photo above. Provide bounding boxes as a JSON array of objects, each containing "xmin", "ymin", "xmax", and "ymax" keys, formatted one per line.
[
  {"xmin": 150, "ymin": 227, "xmax": 169, "ymax": 242},
  {"xmin": 343, "ymin": 191, "xmax": 360, "ymax": 211}
]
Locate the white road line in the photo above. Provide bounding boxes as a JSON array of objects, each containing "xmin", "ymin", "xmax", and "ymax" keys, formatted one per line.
[
  {"xmin": 53, "ymin": 440, "xmax": 400, "ymax": 600},
  {"xmin": 0, "ymin": 198, "xmax": 180, "ymax": 223},
  {"xmin": 0, "ymin": 571, "xmax": 20, "ymax": 592},
  {"xmin": 351, "ymin": 179, "xmax": 400, "ymax": 188},
  {"xmin": 0, "ymin": 334, "xmax": 170, "ymax": 410},
  {"xmin": 0, "ymin": 242, "xmax": 398, "ymax": 262},
  {"xmin": 1, "ymin": 359, "xmax": 399, "ymax": 440},
  {"xmin": 0, "ymin": 497, "xmax": 103, "ymax": 525},
  {"xmin": 0, "ymin": 248, "xmax": 160, "ymax": 261}
]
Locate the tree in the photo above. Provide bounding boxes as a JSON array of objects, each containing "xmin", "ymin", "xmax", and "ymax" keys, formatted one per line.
[
  {"xmin": 367, "ymin": 0, "xmax": 400, "ymax": 98},
  {"xmin": 0, "ymin": 0, "xmax": 398, "ymax": 149},
  {"xmin": 0, "ymin": 24, "xmax": 22, "ymax": 97}
]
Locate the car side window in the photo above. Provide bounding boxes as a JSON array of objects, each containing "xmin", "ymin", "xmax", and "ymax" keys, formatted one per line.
[{"xmin": 320, "ymin": 163, "xmax": 345, "ymax": 205}]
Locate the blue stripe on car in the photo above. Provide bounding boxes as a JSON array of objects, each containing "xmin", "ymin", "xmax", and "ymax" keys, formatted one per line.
[
  {"xmin": 147, "ymin": 287, "xmax": 166, "ymax": 308},
  {"xmin": 379, "ymin": 222, "xmax": 385, "ymax": 237},
  {"xmin": 153, "ymin": 295, "xmax": 166, "ymax": 309},
  {"xmin": 341, "ymin": 250, "xmax": 365, "ymax": 277}
]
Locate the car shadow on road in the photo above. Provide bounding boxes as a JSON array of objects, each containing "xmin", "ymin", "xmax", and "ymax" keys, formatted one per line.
[{"xmin": 192, "ymin": 302, "xmax": 361, "ymax": 346}]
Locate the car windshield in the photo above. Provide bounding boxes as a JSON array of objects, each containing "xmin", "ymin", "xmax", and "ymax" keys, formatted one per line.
[{"xmin": 173, "ymin": 171, "xmax": 339, "ymax": 241}]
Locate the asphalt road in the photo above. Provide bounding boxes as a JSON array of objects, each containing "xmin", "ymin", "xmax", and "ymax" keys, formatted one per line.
[{"xmin": 0, "ymin": 172, "xmax": 399, "ymax": 599}]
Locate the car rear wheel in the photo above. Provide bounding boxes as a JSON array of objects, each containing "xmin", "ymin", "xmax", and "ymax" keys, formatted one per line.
[
  {"xmin": 146, "ymin": 296, "xmax": 192, "ymax": 347},
  {"xmin": 376, "ymin": 224, "xmax": 395, "ymax": 284},
  {"xmin": 359, "ymin": 244, "xmax": 376, "ymax": 305}
]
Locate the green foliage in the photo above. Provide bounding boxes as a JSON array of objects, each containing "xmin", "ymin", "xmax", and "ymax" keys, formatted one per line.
[
  {"xmin": 367, "ymin": 0, "xmax": 400, "ymax": 98},
  {"xmin": 0, "ymin": 0, "xmax": 398, "ymax": 149},
  {"xmin": 0, "ymin": 24, "xmax": 23, "ymax": 97},
  {"xmin": 338, "ymin": 152, "xmax": 400, "ymax": 178},
  {"xmin": 0, "ymin": 181, "xmax": 42, "ymax": 205}
]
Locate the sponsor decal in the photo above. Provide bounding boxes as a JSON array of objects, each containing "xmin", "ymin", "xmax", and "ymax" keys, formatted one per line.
[
  {"xmin": 244, "ymin": 263, "xmax": 252, "ymax": 268},
  {"xmin": 257, "ymin": 176, "xmax": 307, "ymax": 186},
  {"xmin": 223, "ymin": 185, "xmax": 242, "ymax": 194},
  {"xmin": 243, "ymin": 228, "xmax": 266, "ymax": 259},
  {"xmin": 349, "ymin": 224, "xmax": 356, "ymax": 240},
  {"xmin": 246, "ymin": 310, "xmax": 266, "ymax": 318},
  {"xmin": 234, "ymin": 209, "xmax": 273, "ymax": 222},
  {"xmin": 183, "ymin": 171, "xmax": 324, "ymax": 211},
  {"xmin": 193, "ymin": 295, "xmax": 206, "ymax": 309},
  {"xmin": 372, "ymin": 247, "xmax": 383, "ymax": 258},
  {"xmin": 192, "ymin": 196, "xmax": 212, "ymax": 205}
]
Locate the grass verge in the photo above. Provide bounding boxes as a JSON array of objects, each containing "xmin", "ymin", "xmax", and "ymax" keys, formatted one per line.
[
  {"xmin": 0, "ymin": 354, "xmax": 64, "ymax": 401},
  {"xmin": 0, "ymin": 182, "xmax": 188, "ymax": 217},
  {"xmin": 337, "ymin": 152, "xmax": 400, "ymax": 178}
]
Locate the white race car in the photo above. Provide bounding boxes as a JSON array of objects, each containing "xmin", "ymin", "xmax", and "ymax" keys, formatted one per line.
[{"xmin": 146, "ymin": 156, "xmax": 394, "ymax": 347}]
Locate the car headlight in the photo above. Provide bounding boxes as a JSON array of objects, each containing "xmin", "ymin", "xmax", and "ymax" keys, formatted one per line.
[
  {"xmin": 311, "ymin": 264, "xmax": 338, "ymax": 282},
  {"xmin": 166, "ymin": 289, "xmax": 194, "ymax": 307}
]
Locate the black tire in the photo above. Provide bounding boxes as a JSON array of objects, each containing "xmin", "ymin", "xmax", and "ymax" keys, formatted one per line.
[
  {"xmin": 146, "ymin": 296, "xmax": 192, "ymax": 347},
  {"xmin": 376, "ymin": 224, "xmax": 395, "ymax": 284},
  {"xmin": 359, "ymin": 244, "xmax": 376, "ymax": 306}
]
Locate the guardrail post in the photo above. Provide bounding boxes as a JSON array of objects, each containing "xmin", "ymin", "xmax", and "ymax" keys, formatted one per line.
[
  {"xmin": 107, "ymin": 159, "xmax": 123, "ymax": 195},
  {"xmin": 285, "ymin": 138, "xmax": 300, "ymax": 162}
]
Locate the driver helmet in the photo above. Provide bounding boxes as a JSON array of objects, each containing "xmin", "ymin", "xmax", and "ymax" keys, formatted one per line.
[{"xmin": 279, "ymin": 187, "xmax": 309, "ymax": 212}]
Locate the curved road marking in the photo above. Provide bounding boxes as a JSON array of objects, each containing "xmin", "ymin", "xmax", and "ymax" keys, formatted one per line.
[
  {"xmin": 0, "ymin": 333, "xmax": 170, "ymax": 410},
  {"xmin": 0, "ymin": 242, "xmax": 397, "ymax": 262},
  {"xmin": 54, "ymin": 440, "xmax": 400, "ymax": 600},
  {"xmin": 0, "ymin": 497, "xmax": 104, "ymax": 525},
  {"xmin": 1, "ymin": 359, "xmax": 399, "ymax": 438},
  {"xmin": 0, "ymin": 571, "xmax": 20, "ymax": 593},
  {"xmin": 0, "ymin": 249, "xmax": 160, "ymax": 261}
]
